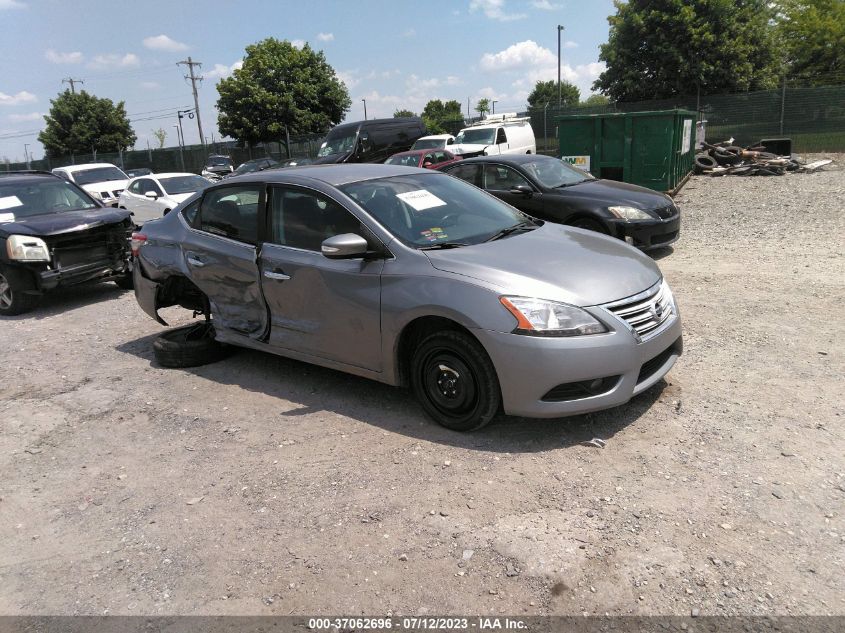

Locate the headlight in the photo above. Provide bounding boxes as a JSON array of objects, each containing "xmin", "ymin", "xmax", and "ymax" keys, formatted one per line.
[
  {"xmin": 608, "ymin": 206, "xmax": 653, "ymax": 221},
  {"xmin": 500, "ymin": 296, "xmax": 607, "ymax": 337},
  {"xmin": 6, "ymin": 235, "xmax": 50, "ymax": 262}
]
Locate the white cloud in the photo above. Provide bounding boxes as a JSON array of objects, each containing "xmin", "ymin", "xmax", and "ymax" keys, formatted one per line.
[
  {"xmin": 337, "ymin": 69, "xmax": 360, "ymax": 89},
  {"xmin": 564, "ymin": 40, "xmax": 578, "ymax": 49},
  {"xmin": 8, "ymin": 111, "xmax": 42, "ymax": 122},
  {"xmin": 143, "ymin": 34, "xmax": 188, "ymax": 52},
  {"xmin": 45, "ymin": 49, "xmax": 83, "ymax": 64},
  {"xmin": 140, "ymin": 81, "xmax": 161, "ymax": 90},
  {"xmin": 0, "ymin": 90, "xmax": 37, "ymax": 106},
  {"xmin": 531, "ymin": 0, "xmax": 562, "ymax": 9},
  {"xmin": 316, "ymin": 32, "xmax": 334, "ymax": 42},
  {"xmin": 480, "ymin": 40, "xmax": 555, "ymax": 71},
  {"xmin": 291, "ymin": 39, "xmax": 305, "ymax": 49},
  {"xmin": 0, "ymin": 0, "xmax": 26, "ymax": 9},
  {"xmin": 88, "ymin": 53, "xmax": 140, "ymax": 70},
  {"xmin": 206, "ymin": 60, "xmax": 243, "ymax": 79},
  {"xmin": 446, "ymin": 76, "xmax": 462, "ymax": 86},
  {"xmin": 403, "ymin": 28, "xmax": 416, "ymax": 37},
  {"xmin": 469, "ymin": 0, "xmax": 526, "ymax": 22}
]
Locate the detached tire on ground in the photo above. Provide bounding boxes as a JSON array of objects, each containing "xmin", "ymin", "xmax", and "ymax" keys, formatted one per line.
[
  {"xmin": 152, "ymin": 322, "xmax": 228, "ymax": 368},
  {"xmin": 694, "ymin": 154, "xmax": 718, "ymax": 172},
  {"xmin": 410, "ymin": 330, "xmax": 501, "ymax": 432}
]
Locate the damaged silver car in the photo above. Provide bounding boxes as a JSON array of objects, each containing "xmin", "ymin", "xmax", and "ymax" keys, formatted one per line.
[{"xmin": 132, "ymin": 164, "xmax": 681, "ymax": 431}]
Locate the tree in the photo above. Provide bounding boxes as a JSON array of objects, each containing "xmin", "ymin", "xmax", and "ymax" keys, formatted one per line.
[
  {"xmin": 475, "ymin": 98, "xmax": 491, "ymax": 117},
  {"xmin": 775, "ymin": 0, "xmax": 845, "ymax": 85},
  {"xmin": 594, "ymin": 0, "xmax": 780, "ymax": 101},
  {"xmin": 583, "ymin": 94, "xmax": 610, "ymax": 106},
  {"xmin": 393, "ymin": 109, "xmax": 416, "ymax": 118},
  {"xmin": 216, "ymin": 38, "xmax": 351, "ymax": 145},
  {"xmin": 152, "ymin": 128, "xmax": 167, "ymax": 149},
  {"xmin": 526, "ymin": 80, "xmax": 580, "ymax": 110},
  {"xmin": 38, "ymin": 90, "xmax": 136, "ymax": 157},
  {"xmin": 421, "ymin": 99, "xmax": 464, "ymax": 133}
]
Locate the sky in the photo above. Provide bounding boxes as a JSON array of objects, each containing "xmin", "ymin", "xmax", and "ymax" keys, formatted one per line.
[{"xmin": 0, "ymin": 0, "xmax": 616, "ymax": 162}]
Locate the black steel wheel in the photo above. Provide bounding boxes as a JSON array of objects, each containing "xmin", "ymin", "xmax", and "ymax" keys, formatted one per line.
[
  {"xmin": 410, "ymin": 330, "xmax": 500, "ymax": 431},
  {"xmin": 0, "ymin": 269, "xmax": 39, "ymax": 316}
]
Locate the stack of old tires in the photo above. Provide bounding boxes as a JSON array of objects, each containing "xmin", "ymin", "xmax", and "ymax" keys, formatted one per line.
[{"xmin": 694, "ymin": 141, "xmax": 800, "ymax": 176}]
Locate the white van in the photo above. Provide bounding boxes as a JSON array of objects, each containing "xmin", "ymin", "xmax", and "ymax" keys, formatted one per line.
[{"xmin": 449, "ymin": 113, "xmax": 536, "ymax": 158}]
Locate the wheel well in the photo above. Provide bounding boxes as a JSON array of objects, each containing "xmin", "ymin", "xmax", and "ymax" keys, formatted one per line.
[
  {"xmin": 157, "ymin": 275, "xmax": 209, "ymax": 315},
  {"xmin": 396, "ymin": 316, "xmax": 474, "ymax": 388},
  {"xmin": 565, "ymin": 213, "xmax": 611, "ymax": 234}
]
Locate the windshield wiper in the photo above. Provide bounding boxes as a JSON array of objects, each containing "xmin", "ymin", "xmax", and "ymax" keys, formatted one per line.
[
  {"xmin": 419, "ymin": 241, "xmax": 470, "ymax": 250},
  {"xmin": 484, "ymin": 221, "xmax": 537, "ymax": 242}
]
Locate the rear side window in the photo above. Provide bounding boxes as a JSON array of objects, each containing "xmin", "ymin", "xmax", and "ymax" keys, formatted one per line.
[
  {"xmin": 445, "ymin": 163, "xmax": 482, "ymax": 187},
  {"xmin": 197, "ymin": 186, "xmax": 261, "ymax": 244},
  {"xmin": 181, "ymin": 199, "xmax": 200, "ymax": 225}
]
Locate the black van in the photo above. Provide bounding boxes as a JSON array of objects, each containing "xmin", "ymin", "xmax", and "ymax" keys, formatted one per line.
[{"xmin": 312, "ymin": 117, "xmax": 426, "ymax": 164}]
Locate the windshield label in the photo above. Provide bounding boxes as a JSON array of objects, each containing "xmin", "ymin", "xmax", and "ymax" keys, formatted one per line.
[
  {"xmin": 396, "ymin": 189, "xmax": 446, "ymax": 211},
  {"xmin": 0, "ymin": 212, "xmax": 15, "ymax": 223},
  {"xmin": 0, "ymin": 195, "xmax": 23, "ymax": 211},
  {"xmin": 561, "ymin": 155, "xmax": 591, "ymax": 172}
]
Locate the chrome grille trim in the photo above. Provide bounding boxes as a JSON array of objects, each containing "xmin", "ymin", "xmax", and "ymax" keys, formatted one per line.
[{"xmin": 602, "ymin": 280, "xmax": 675, "ymax": 342}]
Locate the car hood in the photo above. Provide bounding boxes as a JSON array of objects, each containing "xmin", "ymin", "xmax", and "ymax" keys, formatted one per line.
[
  {"xmin": 204, "ymin": 165, "xmax": 232, "ymax": 173},
  {"xmin": 448, "ymin": 143, "xmax": 489, "ymax": 157},
  {"xmin": 80, "ymin": 179, "xmax": 129, "ymax": 194},
  {"xmin": 424, "ymin": 222, "xmax": 661, "ymax": 306},
  {"xmin": 0, "ymin": 207, "xmax": 130, "ymax": 237},
  {"xmin": 557, "ymin": 179, "xmax": 673, "ymax": 210}
]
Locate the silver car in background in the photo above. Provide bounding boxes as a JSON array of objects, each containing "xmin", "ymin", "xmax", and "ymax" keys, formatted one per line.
[{"xmin": 132, "ymin": 165, "xmax": 682, "ymax": 431}]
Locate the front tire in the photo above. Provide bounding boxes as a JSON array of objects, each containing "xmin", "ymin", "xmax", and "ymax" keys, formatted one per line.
[
  {"xmin": 410, "ymin": 330, "xmax": 501, "ymax": 431},
  {"xmin": 0, "ymin": 269, "xmax": 39, "ymax": 316}
]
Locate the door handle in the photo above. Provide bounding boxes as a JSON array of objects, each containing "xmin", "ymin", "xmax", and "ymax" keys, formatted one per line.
[
  {"xmin": 186, "ymin": 256, "xmax": 205, "ymax": 267},
  {"xmin": 264, "ymin": 270, "xmax": 290, "ymax": 281}
]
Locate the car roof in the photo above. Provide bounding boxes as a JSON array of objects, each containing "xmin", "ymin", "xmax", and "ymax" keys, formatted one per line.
[
  {"xmin": 151, "ymin": 172, "xmax": 200, "ymax": 179},
  {"xmin": 0, "ymin": 171, "xmax": 63, "ymax": 185},
  {"xmin": 456, "ymin": 154, "xmax": 551, "ymax": 166},
  {"xmin": 224, "ymin": 163, "xmax": 435, "ymax": 187},
  {"xmin": 57, "ymin": 162, "xmax": 122, "ymax": 173}
]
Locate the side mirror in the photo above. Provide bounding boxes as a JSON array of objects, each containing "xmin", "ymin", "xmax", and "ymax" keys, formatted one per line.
[
  {"xmin": 446, "ymin": 138, "xmax": 453, "ymax": 145},
  {"xmin": 144, "ymin": 191, "xmax": 158, "ymax": 200},
  {"xmin": 510, "ymin": 185, "xmax": 533, "ymax": 196},
  {"xmin": 321, "ymin": 233, "xmax": 369, "ymax": 259}
]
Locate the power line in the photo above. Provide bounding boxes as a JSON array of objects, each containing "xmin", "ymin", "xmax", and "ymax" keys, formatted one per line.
[{"xmin": 177, "ymin": 57, "xmax": 205, "ymax": 148}]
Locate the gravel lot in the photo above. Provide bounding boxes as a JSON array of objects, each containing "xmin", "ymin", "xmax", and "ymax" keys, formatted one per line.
[{"xmin": 1, "ymin": 163, "xmax": 843, "ymax": 616}]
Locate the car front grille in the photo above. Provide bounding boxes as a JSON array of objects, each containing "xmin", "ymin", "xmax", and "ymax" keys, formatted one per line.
[
  {"xmin": 45, "ymin": 224, "xmax": 127, "ymax": 270},
  {"xmin": 603, "ymin": 281, "xmax": 674, "ymax": 341}
]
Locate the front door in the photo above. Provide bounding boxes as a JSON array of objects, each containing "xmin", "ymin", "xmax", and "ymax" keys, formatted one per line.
[
  {"xmin": 260, "ymin": 185, "xmax": 384, "ymax": 371},
  {"xmin": 481, "ymin": 163, "xmax": 546, "ymax": 217},
  {"xmin": 180, "ymin": 184, "xmax": 268, "ymax": 338}
]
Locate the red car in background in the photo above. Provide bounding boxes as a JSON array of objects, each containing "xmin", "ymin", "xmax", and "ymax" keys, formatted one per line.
[{"xmin": 385, "ymin": 149, "xmax": 462, "ymax": 170}]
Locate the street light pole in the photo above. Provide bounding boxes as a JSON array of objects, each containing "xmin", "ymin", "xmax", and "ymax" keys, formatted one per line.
[
  {"xmin": 173, "ymin": 125, "xmax": 185, "ymax": 172},
  {"xmin": 362, "ymin": 99, "xmax": 367, "ymax": 120},
  {"xmin": 557, "ymin": 24, "xmax": 565, "ymax": 109},
  {"xmin": 492, "ymin": 100, "xmax": 498, "ymax": 115},
  {"xmin": 24, "ymin": 143, "xmax": 31, "ymax": 169}
]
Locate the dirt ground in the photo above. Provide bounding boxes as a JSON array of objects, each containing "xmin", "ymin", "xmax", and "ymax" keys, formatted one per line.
[{"xmin": 0, "ymin": 164, "xmax": 843, "ymax": 617}]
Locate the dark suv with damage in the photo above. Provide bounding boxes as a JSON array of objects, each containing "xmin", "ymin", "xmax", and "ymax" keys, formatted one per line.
[{"xmin": 0, "ymin": 171, "xmax": 134, "ymax": 315}]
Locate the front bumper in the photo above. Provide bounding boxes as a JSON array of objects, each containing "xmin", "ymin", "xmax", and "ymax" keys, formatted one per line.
[
  {"xmin": 610, "ymin": 215, "xmax": 681, "ymax": 249},
  {"xmin": 38, "ymin": 258, "xmax": 129, "ymax": 291},
  {"xmin": 474, "ymin": 311, "xmax": 682, "ymax": 418}
]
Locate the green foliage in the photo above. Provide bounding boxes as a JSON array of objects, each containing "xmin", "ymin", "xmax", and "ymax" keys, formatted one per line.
[
  {"xmin": 393, "ymin": 109, "xmax": 416, "ymax": 118},
  {"xmin": 594, "ymin": 0, "xmax": 780, "ymax": 101},
  {"xmin": 216, "ymin": 38, "xmax": 351, "ymax": 144},
  {"xmin": 152, "ymin": 128, "xmax": 167, "ymax": 149},
  {"xmin": 526, "ymin": 80, "xmax": 580, "ymax": 109},
  {"xmin": 421, "ymin": 99, "xmax": 463, "ymax": 133},
  {"xmin": 583, "ymin": 94, "xmax": 610, "ymax": 106},
  {"xmin": 475, "ymin": 98, "xmax": 490, "ymax": 117},
  {"xmin": 775, "ymin": 0, "xmax": 845, "ymax": 84},
  {"xmin": 38, "ymin": 90, "xmax": 136, "ymax": 157}
]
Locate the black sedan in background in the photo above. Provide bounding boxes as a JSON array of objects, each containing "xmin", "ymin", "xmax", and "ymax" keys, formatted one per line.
[{"xmin": 442, "ymin": 155, "xmax": 680, "ymax": 249}]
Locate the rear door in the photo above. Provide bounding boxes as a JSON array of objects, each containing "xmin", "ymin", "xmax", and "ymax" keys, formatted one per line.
[
  {"xmin": 180, "ymin": 184, "xmax": 268, "ymax": 338},
  {"xmin": 259, "ymin": 185, "xmax": 384, "ymax": 371}
]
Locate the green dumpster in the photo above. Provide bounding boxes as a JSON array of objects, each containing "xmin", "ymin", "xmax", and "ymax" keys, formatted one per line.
[{"xmin": 556, "ymin": 109, "xmax": 697, "ymax": 193}]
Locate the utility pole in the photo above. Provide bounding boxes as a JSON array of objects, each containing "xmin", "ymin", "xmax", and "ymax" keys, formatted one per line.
[
  {"xmin": 177, "ymin": 57, "xmax": 205, "ymax": 149},
  {"xmin": 362, "ymin": 98, "xmax": 367, "ymax": 120},
  {"xmin": 173, "ymin": 124, "xmax": 185, "ymax": 172},
  {"xmin": 24, "ymin": 143, "xmax": 31, "ymax": 169},
  {"xmin": 62, "ymin": 77, "xmax": 84, "ymax": 93},
  {"xmin": 557, "ymin": 25, "xmax": 565, "ymax": 109}
]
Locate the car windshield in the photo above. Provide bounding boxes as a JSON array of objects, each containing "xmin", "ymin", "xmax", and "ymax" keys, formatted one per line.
[
  {"xmin": 385, "ymin": 154, "xmax": 421, "ymax": 167},
  {"xmin": 340, "ymin": 173, "xmax": 530, "ymax": 248},
  {"xmin": 72, "ymin": 166, "xmax": 128, "ymax": 186},
  {"xmin": 159, "ymin": 175, "xmax": 209, "ymax": 195},
  {"xmin": 207, "ymin": 156, "xmax": 231, "ymax": 167},
  {"xmin": 455, "ymin": 128, "xmax": 495, "ymax": 145},
  {"xmin": 0, "ymin": 180, "xmax": 97, "ymax": 220},
  {"xmin": 412, "ymin": 139, "xmax": 445, "ymax": 150},
  {"xmin": 524, "ymin": 159, "xmax": 594, "ymax": 188},
  {"xmin": 317, "ymin": 129, "xmax": 357, "ymax": 157},
  {"xmin": 234, "ymin": 161, "xmax": 262, "ymax": 175}
]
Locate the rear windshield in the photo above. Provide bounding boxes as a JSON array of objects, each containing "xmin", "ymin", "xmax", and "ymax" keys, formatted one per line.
[
  {"xmin": 0, "ymin": 180, "xmax": 97, "ymax": 220},
  {"xmin": 412, "ymin": 139, "xmax": 445, "ymax": 150},
  {"xmin": 72, "ymin": 166, "xmax": 128, "ymax": 186},
  {"xmin": 385, "ymin": 154, "xmax": 421, "ymax": 167},
  {"xmin": 207, "ymin": 156, "xmax": 232, "ymax": 166},
  {"xmin": 159, "ymin": 175, "xmax": 210, "ymax": 195}
]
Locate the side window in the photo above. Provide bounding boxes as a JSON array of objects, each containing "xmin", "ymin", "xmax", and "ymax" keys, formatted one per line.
[
  {"xmin": 128, "ymin": 180, "xmax": 141, "ymax": 194},
  {"xmin": 137, "ymin": 179, "xmax": 153, "ymax": 194},
  {"xmin": 148, "ymin": 180, "xmax": 163, "ymax": 195},
  {"xmin": 198, "ymin": 186, "xmax": 260, "ymax": 244},
  {"xmin": 433, "ymin": 151, "xmax": 448, "ymax": 163},
  {"xmin": 483, "ymin": 165, "xmax": 530, "ymax": 191},
  {"xmin": 446, "ymin": 163, "xmax": 482, "ymax": 188},
  {"xmin": 496, "ymin": 128, "xmax": 508, "ymax": 144},
  {"xmin": 181, "ymin": 198, "xmax": 200, "ymax": 225},
  {"xmin": 423, "ymin": 153, "xmax": 435, "ymax": 166},
  {"xmin": 270, "ymin": 187, "xmax": 362, "ymax": 252}
]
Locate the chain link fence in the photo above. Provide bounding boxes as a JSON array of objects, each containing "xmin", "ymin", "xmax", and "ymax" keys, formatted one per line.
[{"xmin": 5, "ymin": 82, "xmax": 843, "ymax": 174}]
